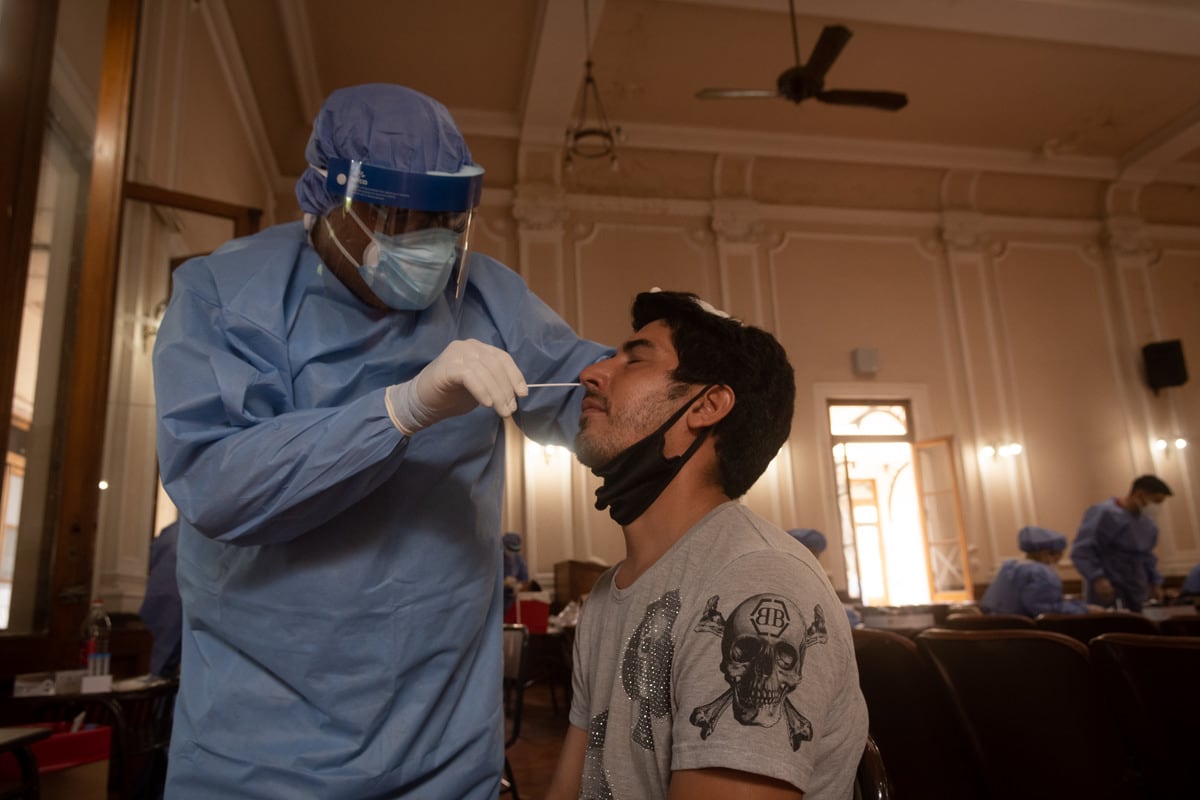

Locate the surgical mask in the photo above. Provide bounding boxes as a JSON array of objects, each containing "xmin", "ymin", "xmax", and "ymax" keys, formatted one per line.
[
  {"xmin": 324, "ymin": 210, "xmax": 459, "ymax": 311},
  {"xmin": 591, "ymin": 386, "xmax": 712, "ymax": 526},
  {"xmin": 1142, "ymin": 501, "xmax": 1162, "ymax": 520}
]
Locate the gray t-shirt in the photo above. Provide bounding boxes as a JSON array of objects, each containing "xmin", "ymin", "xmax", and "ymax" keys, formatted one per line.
[{"xmin": 569, "ymin": 502, "xmax": 868, "ymax": 799}]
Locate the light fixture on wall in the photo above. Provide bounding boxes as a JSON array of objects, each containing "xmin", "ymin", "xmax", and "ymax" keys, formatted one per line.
[
  {"xmin": 1152, "ymin": 436, "xmax": 1189, "ymax": 452},
  {"xmin": 980, "ymin": 442, "xmax": 1023, "ymax": 459},
  {"xmin": 564, "ymin": 0, "xmax": 621, "ymax": 171},
  {"xmin": 141, "ymin": 298, "xmax": 169, "ymax": 352}
]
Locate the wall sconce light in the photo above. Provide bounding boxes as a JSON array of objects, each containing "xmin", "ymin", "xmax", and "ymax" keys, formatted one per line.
[
  {"xmin": 141, "ymin": 299, "xmax": 169, "ymax": 352},
  {"xmin": 980, "ymin": 442, "xmax": 1023, "ymax": 459},
  {"xmin": 1152, "ymin": 437, "xmax": 1189, "ymax": 452}
]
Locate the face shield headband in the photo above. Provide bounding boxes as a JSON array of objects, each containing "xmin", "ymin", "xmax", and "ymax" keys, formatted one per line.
[{"xmin": 592, "ymin": 385, "xmax": 715, "ymax": 526}]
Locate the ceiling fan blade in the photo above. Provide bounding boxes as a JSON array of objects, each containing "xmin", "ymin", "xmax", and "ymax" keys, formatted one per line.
[
  {"xmin": 817, "ymin": 89, "xmax": 908, "ymax": 111},
  {"xmin": 804, "ymin": 25, "xmax": 852, "ymax": 79},
  {"xmin": 695, "ymin": 88, "xmax": 781, "ymax": 99}
]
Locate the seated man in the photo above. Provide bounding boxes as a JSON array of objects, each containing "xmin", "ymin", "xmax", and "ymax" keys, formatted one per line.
[
  {"xmin": 981, "ymin": 526, "xmax": 1088, "ymax": 617},
  {"xmin": 547, "ymin": 290, "xmax": 867, "ymax": 800}
]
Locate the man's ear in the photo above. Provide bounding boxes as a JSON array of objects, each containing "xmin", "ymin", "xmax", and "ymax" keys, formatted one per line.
[{"xmin": 688, "ymin": 385, "xmax": 735, "ymax": 430}]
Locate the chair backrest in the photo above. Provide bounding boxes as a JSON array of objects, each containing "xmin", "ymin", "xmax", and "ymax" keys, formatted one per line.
[
  {"xmin": 1089, "ymin": 633, "xmax": 1200, "ymax": 798},
  {"xmin": 916, "ymin": 629, "xmax": 1129, "ymax": 800},
  {"xmin": 941, "ymin": 613, "xmax": 1035, "ymax": 630},
  {"xmin": 852, "ymin": 735, "xmax": 893, "ymax": 800},
  {"xmin": 1156, "ymin": 614, "xmax": 1200, "ymax": 637},
  {"xmin": 1033, "ymin": 611, "xmax": 1157, "ymax": 645},
  {"xmin": 502, "ymin": 624, "xmax": 529, "ymax": 748},
  {"xmin": 852, "ymin": 628, "xmax": 982, "ymax": 799}
]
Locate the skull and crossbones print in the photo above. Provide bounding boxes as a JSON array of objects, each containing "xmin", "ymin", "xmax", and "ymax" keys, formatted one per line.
[{"xmin": 689, "ymin": 593, "xmax": 827, "ymax": 751}]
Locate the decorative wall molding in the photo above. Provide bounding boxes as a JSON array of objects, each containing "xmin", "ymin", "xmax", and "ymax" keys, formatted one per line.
[
  {"xmin": 512, "ymin": 183, "xmax": 569, "ymax": 231},
  {"xmin": 196, "ymin": 0, "xmax": 279, "ymax": 218},
  {"xmin": 940, "ymin": 210, "xmax": 1006, "ymax": 258},
  {"xmin": 711, "ymin": 197, "xmax": 764, "ymax": 243},
  {"xmin": 1103, "ymin": 215, "xmax": 1161, "ymax": 262}
]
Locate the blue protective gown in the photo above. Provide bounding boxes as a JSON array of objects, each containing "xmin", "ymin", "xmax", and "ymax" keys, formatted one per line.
[
  {"xmin": 502, "ymin": 550, "xmax": 528, "ymax": 611},
  {"xmin": 1181, "ymin": 564, "xmax": 1200, "ymax": 595},
  {"xmin": 980, "ymin": 559, "xmax": 1088, "ymax": 617},
  {"xmin": 153, "ymin": 222, "xmax": 608, "ymax": 799},
  {"xmin": 1071, "ymin": 498, "xmax": 1162, "ymax": 612},
  {"xmin": 138, "ymin": 521, "xmax": 182, "ymax": 676}
]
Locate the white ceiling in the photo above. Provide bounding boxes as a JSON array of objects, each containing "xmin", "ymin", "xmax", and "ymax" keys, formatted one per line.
[{"xmin": 211, "ymin": 0, "xmax": 1200, "ymax": 191}]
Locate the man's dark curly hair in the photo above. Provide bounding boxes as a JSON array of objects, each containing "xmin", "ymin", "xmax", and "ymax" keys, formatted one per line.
[{"xmin": 632, "ymin": 290, "xmax": 795, "ymax": 498}]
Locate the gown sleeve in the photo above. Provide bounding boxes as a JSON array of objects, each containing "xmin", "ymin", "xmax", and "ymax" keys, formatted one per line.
[{"xmin": 153, "ymin": 263, "xmax": 408, "ymax": 546}]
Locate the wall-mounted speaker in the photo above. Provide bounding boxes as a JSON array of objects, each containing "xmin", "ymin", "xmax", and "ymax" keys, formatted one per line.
[{"xmin": 1142, "ymin": 340, "xmax": 1188, "ymax": 394}]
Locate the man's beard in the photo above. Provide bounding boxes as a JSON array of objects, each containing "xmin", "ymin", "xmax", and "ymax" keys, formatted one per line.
[{"xmin": 575, "ymin": 385, "xmax": 687, "ymax": 469}]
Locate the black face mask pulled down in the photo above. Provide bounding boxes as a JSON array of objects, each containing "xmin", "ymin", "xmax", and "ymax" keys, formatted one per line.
[{"xmin": 592, "ymin": 386, "xmax": 712, "ymax": 526}]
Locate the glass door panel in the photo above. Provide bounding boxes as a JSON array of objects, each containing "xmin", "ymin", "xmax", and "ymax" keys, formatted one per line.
[{"xmin": 913, "ymin": 436, "xmax": 972, "ymax": 603}]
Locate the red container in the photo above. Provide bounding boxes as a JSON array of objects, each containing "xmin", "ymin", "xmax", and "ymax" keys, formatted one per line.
[
  {"xmin": 0, "ymin": 722, "xmax": 110, "ymax": 777},
  {"xmin": 504, "ymin": 599, "xmax": 550, "ymax": 633}
]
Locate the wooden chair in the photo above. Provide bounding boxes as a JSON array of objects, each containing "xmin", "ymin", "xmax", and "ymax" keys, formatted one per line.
[
  {"xmin": 852, "ymin": 628, "xmax": 982, "ymax": 799},
  {"xmin": 500, "ymin": 624, "xmax": 529, "ymax": 800},
  {"xmin": 1089, "ymin": 633, "xmax": 1200, "ymax": 799},
  {"xmin": 1033, "ymin": 611, "xmax": 1157, "ymax": 645},
  {"xmin": 852, "ymin": 735, "xmax": 893, "ymax": 800},
  {"xmin": 940, "ymin": 613, "xmax": 1035, "ymax": 630},
  {"xmin": 915, "ymin": 629, "xmax": 1130, "ymax": 800},
  {"xmin": 1156, "ymin": 614, "xmax": 1200, "ymax": 637}
]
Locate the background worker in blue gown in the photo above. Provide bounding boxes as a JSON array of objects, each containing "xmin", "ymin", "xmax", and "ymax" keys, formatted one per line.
[
  {"xmin": 153, "ymin": 83, "xmax": 608, "ymax": 799},
  {"xmin": 502, "ymin": 532, "xmax": 529, "ymax": 612},
  {"xmin": 981, "ymin": 526, "xmax": 1089, "ymax": 617},
  {"xmin": 1071, "ymin": 474, "xmax": 1172, "ymax": 611},
  {"xmin": 137, "ymin": 520, "xmax": 182, "ymax": 678},
  {"xmin": 788, "ymin": 527, "xmax": 862, "ymax": 627}
]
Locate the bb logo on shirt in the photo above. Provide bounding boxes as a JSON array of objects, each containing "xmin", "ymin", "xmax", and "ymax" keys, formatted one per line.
[{"xmin": 749, "ymin": 598, "xmax": 790, "ymax": 637}]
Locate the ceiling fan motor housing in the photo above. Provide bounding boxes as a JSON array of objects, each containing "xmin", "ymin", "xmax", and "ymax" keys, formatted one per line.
[{"xmin": 777, "ymin": 66, "xmax": 822, "ymax": 103}]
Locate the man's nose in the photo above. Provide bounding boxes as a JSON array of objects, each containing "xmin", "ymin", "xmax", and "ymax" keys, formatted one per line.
[{"xmin": 579, "ymin": 357, "xmax": 613, "ymax": 387}]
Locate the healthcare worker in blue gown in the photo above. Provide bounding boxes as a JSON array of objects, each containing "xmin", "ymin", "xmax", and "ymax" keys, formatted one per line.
[
  {"xmin": 981, "ymin": 526, "xmax": 1089, "ymax": 617},
  {"xmin": 1071, "ymin": 474, "xmax": 1172, "ymax": 612},
  {"xmin": 153, "ymin": 84, "xmax": 609, "ymax": 799}
]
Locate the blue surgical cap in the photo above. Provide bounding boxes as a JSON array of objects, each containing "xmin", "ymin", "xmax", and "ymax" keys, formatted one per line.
[
  {"xmin": 788, "ymin": 528, "xmax": 827, "ymax": 555},
  {"xmin": 502, "ymin": 533, "xmax": 522, "ymax": 552},
  {"xmin": 1018, "ymin": 525, "xmax": 1067, "ymax": 554},
  {"xmin": 295, "ymin": 84, "xmax": 478, "ymax": 215}
]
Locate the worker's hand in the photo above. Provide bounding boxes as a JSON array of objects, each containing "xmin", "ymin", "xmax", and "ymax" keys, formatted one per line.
[
  {"xmin": 386, "ymin": 339, "xmax": 527, "ymax": 435},
  {"xmin": 1151, "ymin": 584, "xmax": 1165, "ymax": 603},
  {"xmin": 504, "ymin": 576, "xmax": 519, "ymax": 590},
  {"xmin": 1091, "ymin": 577, "xmax": 1116, "ymax": 604}
]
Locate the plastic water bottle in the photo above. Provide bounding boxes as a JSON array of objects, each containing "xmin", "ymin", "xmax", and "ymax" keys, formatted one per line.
[{"xmin": 80, "ymin": 599, "xmax": 112, "ymax": 676}]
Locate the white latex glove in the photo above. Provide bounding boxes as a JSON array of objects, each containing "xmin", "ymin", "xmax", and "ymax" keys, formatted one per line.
[{"xmin": 385, "ymin": 339, "xmax": 528, "ymax": 435}]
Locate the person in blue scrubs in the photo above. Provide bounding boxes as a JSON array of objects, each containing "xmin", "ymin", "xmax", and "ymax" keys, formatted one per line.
[
  {"xmin": 502, "ymin": 532, "xmax": 529, "ymax": 612},
  {"xmin": 787, "ymin": 527, "xmax": 861, "ymax": 627},
  {"xmin": 137, "ymin": 520, "xmax": 182, "ymax": 678},
  {"xmin": 153, "ymin": 84, "xmax": 608, "ymax": 799},
  {"xmin": 1179, "ymin": 564, "xmax": 1200, "ymax": 596},
  {"xmin": 1071, "ymin": 475, "xmax": 1172, "ymax": 612},
  {"xmin": 981, "ymin": 526, "xmax": 1088, "ymax": 617}
]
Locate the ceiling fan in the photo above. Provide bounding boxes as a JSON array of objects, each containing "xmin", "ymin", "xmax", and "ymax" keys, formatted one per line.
[{"xmin": 695, "ymin": 0, "xmax": 908, "ymax": 112}]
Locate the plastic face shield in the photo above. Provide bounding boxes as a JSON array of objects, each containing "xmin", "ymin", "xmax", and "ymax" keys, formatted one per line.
[{"xmin": 325, "ymin": 158, "xmax": 484, "ymax": 299}]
